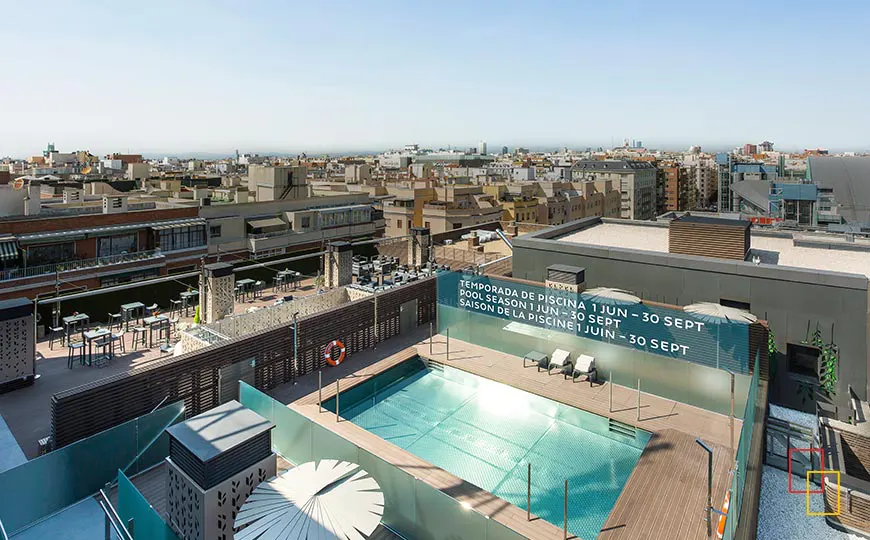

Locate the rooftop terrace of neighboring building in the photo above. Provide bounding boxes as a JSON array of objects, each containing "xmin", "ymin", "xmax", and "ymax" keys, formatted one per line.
[{"xmin": 557, "ymin": 219, "xmax": 870, "ymax": 279}]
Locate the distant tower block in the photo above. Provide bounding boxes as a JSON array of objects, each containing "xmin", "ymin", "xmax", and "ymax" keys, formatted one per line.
[
  {"xmin": 545, "ymin": 264, "xmax": 586, "ymax": 293},
  {"xmin": 323, "ymin": 241, "xmax": 353, "ymax": 289},
  {"xmin": 201, "ymin": 262, "xmax": 235, "ymax": 324},
  {"xmin": 408, "ymin": 227, "xmax": 431, "ymax": 268}
]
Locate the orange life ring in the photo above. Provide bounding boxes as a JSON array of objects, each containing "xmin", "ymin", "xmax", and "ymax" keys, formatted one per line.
[
  {"xmin": 716, "ymin": 489, "xmax": 731, "ymax": 539},
  {"xmin": 325, "ymin": 340, "xmax": 346, "ymax": 366}
]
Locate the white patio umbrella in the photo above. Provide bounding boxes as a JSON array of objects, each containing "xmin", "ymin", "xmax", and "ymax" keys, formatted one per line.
[
  {"xmin": 234, "ymin": 459, "xmax": 384, "ymax": 540},
  {"xmin": 684, "ymin": 302, "xmax": 757, "ymax": 369},
  {"xmin": 581, "ymin": 287, "xmax": 641, "ymax": 305},
  {"xmin": 684, "ymin": 302, "xmax": 757, "ymax": 324}
]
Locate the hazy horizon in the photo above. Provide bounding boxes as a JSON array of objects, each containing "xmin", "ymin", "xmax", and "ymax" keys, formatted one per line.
[{"xmin": 2, "ymin": 0, "xmax": 869, "ymax": 158}]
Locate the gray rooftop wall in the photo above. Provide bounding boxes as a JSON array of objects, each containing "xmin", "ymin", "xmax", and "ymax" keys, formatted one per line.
[{"xmin": 513, "ymin": 219, "xmax": 870, "ymax": 418}]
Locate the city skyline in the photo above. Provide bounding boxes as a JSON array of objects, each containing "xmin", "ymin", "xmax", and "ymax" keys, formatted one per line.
[{"xmin": 2, "ymin": 1, "xmax": 869, "ymax": 156}]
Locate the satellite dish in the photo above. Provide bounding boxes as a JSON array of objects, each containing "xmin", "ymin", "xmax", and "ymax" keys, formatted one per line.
[
  {"xmin": 81, "ymin": 166, "xmax": 92, "ymax": 174},
  {"xmin": 11, "ymin": 178, "xmax": 25, "ymax": 190}
]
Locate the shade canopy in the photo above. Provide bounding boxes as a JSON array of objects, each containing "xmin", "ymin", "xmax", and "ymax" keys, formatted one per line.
[
  {"xmin": 235, "ymin": 459, "xmax": 384, "ymax": 540},
  {"xmin": 580, "ymin": 287, "xmax": 641, "ymax": 305},
  {"xmin": 684, "ymin": 302, "xmax": 757, "ymax": 324}
]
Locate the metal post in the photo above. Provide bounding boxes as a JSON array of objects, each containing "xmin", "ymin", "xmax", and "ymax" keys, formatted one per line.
[
  {"xmin": 696, "ymin": 438, "xmax": 713, "ymax": 538},
  {"xmin": 609, "ymin": 371, "xmax": 613, "ymax": 413},
  {"xmin": 373, "ymin": 295, "xmax": 378, "ymax": 349},
  {"xmin": 335, "ymin": 379, "xmax": 340, "ymax": 422},
  {"xmin": 446, "ymin": 328, "xmax": 450, "ymax": 361},
  {"xmin": 637, "ymin": 378, "xmax": 641, "ymax": 421},
  {"xmin": 429, "ymin": 321, "xmax": 433, "ymax": 354},
  {"xmin": 563, "ymin": 479, "xmax": 568, "ymax": 540},
  {"xmin": 292, "ymin": 312, "xmax": 299, "ymax": 382},
  {"xmin": 527, "ymin": 462, "xmax": 531, "ymax": 521},
  {"xmin": 318, "ymin": 370, "xmax": 323, "ymax": 413},
  {"xmin": 729, "ymin": 370, "xmax": 735, "ymax": 460}
]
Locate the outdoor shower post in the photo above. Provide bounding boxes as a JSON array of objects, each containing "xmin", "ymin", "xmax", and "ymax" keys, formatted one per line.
[
  {"xmin": 637, "ymin": 379, "xmax": 641, "ymax": 421},
  {"xmin": 729, "ymin": 370, "xmax": 735, "ymax": 460},
  {"xmin": 335, "ymin": 379, "xmax": 340, "ymax": 422},
  {"xmin": 696, "ymin": 438, "xmax": 713, "ymax": 538},
  {"xmin": 429, "ymin": 321, "xmax": 433, "ymax": 354},
  {"xmin": 609, "ymin": 371, "xmax": 613, "ymax": 413},
  {"xmin": 318, "ymin": 370, "xmax": 322, "ymax": 413},
  {"xmin": 446, "ymin": 328, "xmax": 450, "ymax": 361}
]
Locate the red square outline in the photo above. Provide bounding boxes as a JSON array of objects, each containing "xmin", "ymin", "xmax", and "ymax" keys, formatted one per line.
[{"xmin": 788, "ymin": 447, "xmax": 825, "ymax": 494}]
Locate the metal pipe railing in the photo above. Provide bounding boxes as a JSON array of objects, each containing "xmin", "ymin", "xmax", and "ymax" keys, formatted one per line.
[
  {"xmin": 2, "ymin": 249, "xmax": 164, "ymax": 282},
  {"xmin": 97, "ymin": 489, "xmax": 133, "ymax": 540},
  {"xmin": 0, "ymin": 515, "xmax": 9, "ymax": 540}
]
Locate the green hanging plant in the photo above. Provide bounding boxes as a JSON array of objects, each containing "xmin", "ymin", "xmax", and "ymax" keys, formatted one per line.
[
  {"xmin": 819, "ymin": 343, "xmax": 838, "ymax": 397},
  {"xmin": 768, "ymin": 328, "xmax": 778, "ymax": 379},
  {"xmin": 193, "ymin": 305, "xmax": 201, "ymax": 325}
]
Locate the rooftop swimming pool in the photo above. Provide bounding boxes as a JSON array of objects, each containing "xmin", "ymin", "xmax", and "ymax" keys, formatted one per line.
[{"xmin": 324, "ymin": 357, "xmax": 650, "ymax": 539}]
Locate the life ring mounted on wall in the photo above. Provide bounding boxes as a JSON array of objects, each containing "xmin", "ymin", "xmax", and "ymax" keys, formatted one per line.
[{"xmin": 325, "ymin": 340, "xmax": 346, "ymax": 366}]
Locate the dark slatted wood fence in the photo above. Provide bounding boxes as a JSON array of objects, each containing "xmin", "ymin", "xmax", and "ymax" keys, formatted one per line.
[{"xmin": 51, "ymin": 278, "xmax": 436, "ymax": 449}]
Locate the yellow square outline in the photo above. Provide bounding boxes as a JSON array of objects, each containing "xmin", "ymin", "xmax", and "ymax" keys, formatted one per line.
[{"xmin": 806, "ymin": 470, "xmax": 840, "ymax": 516}]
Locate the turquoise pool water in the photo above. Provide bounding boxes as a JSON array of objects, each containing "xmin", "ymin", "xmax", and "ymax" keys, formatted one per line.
[{"xmin": 325, "ymin": 358, "xmax": 650, "ymax": 539}]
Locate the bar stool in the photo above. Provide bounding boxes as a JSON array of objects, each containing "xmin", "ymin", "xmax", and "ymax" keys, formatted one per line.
[
  {"xmin": 132, "ymin": 326, "xmax": 148, "ymax": 350},
  {"xmin": 169, "ymin": 299, "xmax": 182, "ymax": 317},
  {"xmin": 67, "ymin": 342, "xmax": 84, "ymax": 369},
  {"xmin": 49, "ymin": 326, "xmax": 65, "ymax": 350},
  {"xmin": 111, "ymin": 331, "xmax": 126, "ymax": 355},
  {"xmin": 107, "ymin": 312, "xmax": 123, "ymax": 331},
  {"xmin": 93, "ymin": 337, "xmax": 111, "ymax": 368}
]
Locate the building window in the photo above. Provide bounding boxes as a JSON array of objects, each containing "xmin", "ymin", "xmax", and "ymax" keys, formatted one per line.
[
  {"xmin": 26, "ymin": 242, "xmax": 76, "ymax": 265},
  {"xmin": 157, "ymin": 224, "xmax": 206, "ymax": 252},
  {"xmin": 98, "ymin": 233, "xmax": 137, "ymax": 257},
  {"xmin": 301, "ymin": 216, "xmax": 311, "ymax": 228},
  {"xmin": 424, "ymin": 221, "xmax": 430, "ymax": 228},
  {"xmin": 209, "ymin": 225, "xmax": 222, "ymax": 238},
  {"xmin": 453, "ymin": 223, "xmax": 462, "ymax": 230},
  {"xmin": 787, "ymin": 343, "xmax": 820, "ymax": 379},
  {"xmin": 397, "ymin": 219, "xmax": 402, "ymax": 229}
]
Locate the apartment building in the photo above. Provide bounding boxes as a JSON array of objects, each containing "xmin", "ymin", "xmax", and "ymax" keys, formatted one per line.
[
  {"xmin": 0, "ymin": 198, "xmax": 206, "ymax": 301},
  {"xmin": 202, "ymin": 194, "xmax": 383, "ymax": 260},
  {"xmin": 481, "ymin": 185, "xmax": 540, "ymax": 222},
  {"xmin": 382, "ymin": 185, "xmax": 501, "ymax": 236},
  {"xmin": 247, "ymin": 164, "xmax": 310, "ymax": 202},
  {"xmin": 662, "ymin": 164, "xmax": 694, "ymax": 212},
  {"xmin": 572, "ymin": 160, "xmax": 657, "ymax": 220}
]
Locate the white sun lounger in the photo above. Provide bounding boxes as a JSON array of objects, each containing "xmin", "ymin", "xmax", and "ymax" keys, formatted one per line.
[
  {"xmin": 567, "ymin": 354, "xmax": 597, "ymax": 385},
  {"xmin": 547, "ymin": 349, "xmax": 571, "ymax": 374}
]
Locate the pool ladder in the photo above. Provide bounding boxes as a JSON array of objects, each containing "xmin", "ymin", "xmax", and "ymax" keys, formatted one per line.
[
  {"xmin": 427, "ymin": 359, "xmax": 445, "ymax": 373},
  {"xmin": 608, "ymin": 418, "xmax": 637, "ymax": 439}
]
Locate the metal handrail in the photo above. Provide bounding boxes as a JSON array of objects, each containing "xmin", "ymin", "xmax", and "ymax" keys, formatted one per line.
[
  {"xmin": 0, "ymin": 515, "xmax": 9, "ymax": 540},
  {"xmin": 97, "ymin": 489, "xmax": 133, "ymax": 540},
  {"xmin": 1, "ymin": 249, "xmax": 164, "ymax": 281}
]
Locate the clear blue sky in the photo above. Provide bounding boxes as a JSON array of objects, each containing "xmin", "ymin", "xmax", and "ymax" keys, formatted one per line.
[{"xmin": 2, "ymin": 0, "xmax": 869, "ymax": 157}]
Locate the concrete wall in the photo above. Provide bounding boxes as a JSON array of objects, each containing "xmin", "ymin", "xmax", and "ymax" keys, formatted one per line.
[{"xmin": 512, "ymin": 217, "xmax": 870, "ymax": 417}]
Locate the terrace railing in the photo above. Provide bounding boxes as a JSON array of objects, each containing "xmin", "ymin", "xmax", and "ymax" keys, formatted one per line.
[
  {"xmin": 0, "ymin": 249, "xmax": 165, "ymax": 281},
  {"xmin": 0, "ymin": 401, "xmax": 184, "ymax": 536},
  {"xmin": 721, "ymin": 350, "xmax": 761, "ymax": 539}
]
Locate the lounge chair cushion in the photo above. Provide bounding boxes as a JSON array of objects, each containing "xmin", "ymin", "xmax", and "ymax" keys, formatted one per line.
[
  {"xmin": 550, "ymin": 349, "xmax": 571, "ymax": 369},
  {"xmin": 574, "ymin": 354, "xmax": 595, "ymax": 374}
]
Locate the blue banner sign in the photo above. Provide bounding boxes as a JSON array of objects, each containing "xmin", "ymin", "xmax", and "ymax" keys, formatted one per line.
[{"xmin": 437, "ymin": 272, "xmax": 751, "ymax": 373}]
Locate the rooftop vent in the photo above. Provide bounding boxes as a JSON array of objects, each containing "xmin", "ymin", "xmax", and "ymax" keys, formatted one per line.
[{"xmin": 668, "ymin": 214, "xmax": 751, "ymax": 261}]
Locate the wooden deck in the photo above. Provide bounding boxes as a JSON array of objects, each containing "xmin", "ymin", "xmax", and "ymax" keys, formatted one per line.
[{"xmin": 287, "ymin": 334, "xmax": 737, "ymax": 540}]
